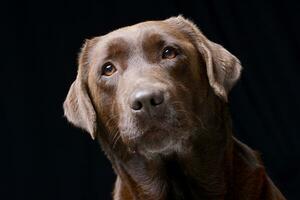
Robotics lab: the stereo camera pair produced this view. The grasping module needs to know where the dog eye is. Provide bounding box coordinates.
[162,46,177,59]
[101,62,117,76]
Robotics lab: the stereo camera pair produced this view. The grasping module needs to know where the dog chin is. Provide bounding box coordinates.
[139,139,183,158]
[133,130,187,158]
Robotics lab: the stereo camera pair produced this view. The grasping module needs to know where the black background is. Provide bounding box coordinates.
[1,0,299,199]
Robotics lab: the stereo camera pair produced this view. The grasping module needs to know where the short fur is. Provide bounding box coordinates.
[63,16,286,200]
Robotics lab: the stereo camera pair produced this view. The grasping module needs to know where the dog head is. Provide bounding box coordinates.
[63,16,242,157]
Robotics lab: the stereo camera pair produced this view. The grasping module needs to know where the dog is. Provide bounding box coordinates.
[63,16,286,200]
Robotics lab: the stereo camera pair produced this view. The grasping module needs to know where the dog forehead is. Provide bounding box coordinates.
[93,20,184,54]
[104,20,172,39]
[88,20,195,72]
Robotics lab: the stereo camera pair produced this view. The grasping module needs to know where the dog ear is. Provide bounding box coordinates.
[166,16,242,102]
[63,39,98,139]
[199,41,242,102]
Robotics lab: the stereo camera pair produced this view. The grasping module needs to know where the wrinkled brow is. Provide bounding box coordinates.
[141,33,166,63]
[104,38,129,61]
[142,33,166,53]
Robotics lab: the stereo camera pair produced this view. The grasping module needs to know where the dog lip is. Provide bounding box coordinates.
[123,126,166,143]
[139,127,168,142]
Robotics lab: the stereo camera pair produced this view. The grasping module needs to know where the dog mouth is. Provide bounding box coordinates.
[119,106,193,155]
[122,123,186,155]
[139,126,170,143]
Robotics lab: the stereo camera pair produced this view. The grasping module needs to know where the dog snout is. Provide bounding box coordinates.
[130,88,165,113]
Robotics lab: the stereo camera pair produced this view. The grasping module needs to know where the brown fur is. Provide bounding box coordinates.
[63,16,286,200]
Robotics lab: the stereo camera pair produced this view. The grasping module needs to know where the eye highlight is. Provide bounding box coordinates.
[101,62,117,76]
[162,46,178,59]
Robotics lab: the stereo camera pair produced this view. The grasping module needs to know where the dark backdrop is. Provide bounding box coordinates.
[1,0,299,199]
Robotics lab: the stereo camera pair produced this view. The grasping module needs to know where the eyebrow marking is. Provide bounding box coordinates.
[141,32,167,63]
[104,37,129,61]
[142,33,165,50]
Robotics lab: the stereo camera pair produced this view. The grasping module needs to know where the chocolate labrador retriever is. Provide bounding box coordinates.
[63,16,286,200]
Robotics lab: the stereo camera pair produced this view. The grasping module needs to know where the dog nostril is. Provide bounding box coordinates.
[130,89,165,111]
[150,95,164,106]
[131,101,143,111]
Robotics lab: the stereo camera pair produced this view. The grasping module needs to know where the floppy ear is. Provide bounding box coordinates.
[166,16,242,102]
[199,40,242,102]
[63,39,97,139]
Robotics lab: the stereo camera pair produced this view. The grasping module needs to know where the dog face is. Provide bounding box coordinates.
[63,16,242,157]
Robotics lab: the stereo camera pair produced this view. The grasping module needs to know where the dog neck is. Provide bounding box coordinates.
[95,94,237,200]
[107,120,234,200]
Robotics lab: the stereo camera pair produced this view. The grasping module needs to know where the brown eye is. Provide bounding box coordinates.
[162,46,177,59]
[101,62,117,76]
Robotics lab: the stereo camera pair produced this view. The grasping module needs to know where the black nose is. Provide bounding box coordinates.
[130,89,165,111]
